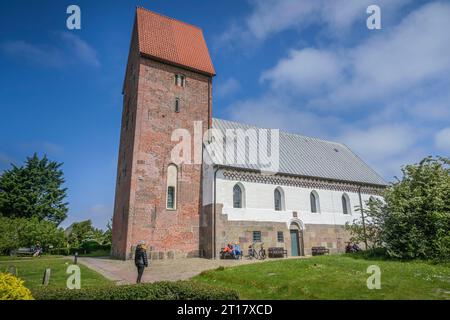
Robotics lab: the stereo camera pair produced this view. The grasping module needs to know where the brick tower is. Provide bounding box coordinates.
[112,7,215,260]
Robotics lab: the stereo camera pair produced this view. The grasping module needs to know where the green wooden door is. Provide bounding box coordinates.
[290,230,299,256]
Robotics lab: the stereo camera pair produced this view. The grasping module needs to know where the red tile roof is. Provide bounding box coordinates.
[136,7,215,76]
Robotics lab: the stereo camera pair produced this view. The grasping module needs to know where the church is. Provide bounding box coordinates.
[111,7,386,260]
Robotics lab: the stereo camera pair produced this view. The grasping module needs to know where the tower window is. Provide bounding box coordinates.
[175,98,180,112]
[175,74,185,87]
[166,164,178,210]
[167,186,175,209]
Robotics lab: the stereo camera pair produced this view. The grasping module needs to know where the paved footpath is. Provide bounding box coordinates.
[78,256,300,285]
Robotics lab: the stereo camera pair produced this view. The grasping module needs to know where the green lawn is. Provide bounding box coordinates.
[193,255,450,300]
[0,256,112,290]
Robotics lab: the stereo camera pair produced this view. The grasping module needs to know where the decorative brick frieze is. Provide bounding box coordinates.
[222,170,385,195]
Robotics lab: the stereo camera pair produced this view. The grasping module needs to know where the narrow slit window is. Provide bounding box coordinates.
[167,186,175,209]
[166,164,178,210]
[175,98,180,112]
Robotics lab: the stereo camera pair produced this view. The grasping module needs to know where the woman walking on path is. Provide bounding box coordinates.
[134,241,148,284]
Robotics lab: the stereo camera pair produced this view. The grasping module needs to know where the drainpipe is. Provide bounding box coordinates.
[212,166,220,259]
[358,186,368,250]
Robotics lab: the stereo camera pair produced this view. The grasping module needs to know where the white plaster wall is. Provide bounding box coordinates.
[215,170,382,226]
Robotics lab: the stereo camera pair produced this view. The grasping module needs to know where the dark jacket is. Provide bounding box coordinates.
[134,246,148,267]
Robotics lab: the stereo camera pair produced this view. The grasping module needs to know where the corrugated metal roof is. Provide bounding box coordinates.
[136,7,215,76]
[210,118,387,186]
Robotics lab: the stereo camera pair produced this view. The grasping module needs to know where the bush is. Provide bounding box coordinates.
[0,273,34,300]
[347,156,450,261]
[81,242,111,254]
[32,281,239,300]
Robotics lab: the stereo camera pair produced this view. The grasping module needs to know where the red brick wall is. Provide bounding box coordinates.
[111,20,140,259]
[112,26,212,259]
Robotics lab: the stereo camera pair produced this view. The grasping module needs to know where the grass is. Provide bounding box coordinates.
[0,256,112,290]
[192,254,450,300]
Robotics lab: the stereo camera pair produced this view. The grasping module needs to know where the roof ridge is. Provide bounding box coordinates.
[213,118,345,147]
[136,6,202,31]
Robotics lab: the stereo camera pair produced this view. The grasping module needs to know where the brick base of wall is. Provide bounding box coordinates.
[117,203,352,260]
[212,204,351,258]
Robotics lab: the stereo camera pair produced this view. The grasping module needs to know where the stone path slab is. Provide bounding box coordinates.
[78,256,304,285]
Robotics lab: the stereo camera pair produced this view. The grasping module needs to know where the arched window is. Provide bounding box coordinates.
[342,193,351,214]
[274,187,284,211]
[310,191,320,213]
[233,184,243,208]
[175,74,185,87]
[166,164,178,210]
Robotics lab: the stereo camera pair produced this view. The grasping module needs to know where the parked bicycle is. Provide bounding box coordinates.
[258,242,266,260]
[247,243,258,260]
[247,242,266,260]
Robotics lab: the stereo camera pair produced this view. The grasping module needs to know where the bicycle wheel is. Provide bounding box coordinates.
[259,249,266,259]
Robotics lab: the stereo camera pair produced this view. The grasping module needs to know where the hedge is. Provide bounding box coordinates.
[32,281,239,300]
[47,244,111,256]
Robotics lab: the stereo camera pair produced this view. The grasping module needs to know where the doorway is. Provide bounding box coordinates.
[289,221,304,256]
[290,230,300,256]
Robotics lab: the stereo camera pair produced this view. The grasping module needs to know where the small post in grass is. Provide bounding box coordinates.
[7,265,17,276]
[74,251,78,264]
[42,268,51,286]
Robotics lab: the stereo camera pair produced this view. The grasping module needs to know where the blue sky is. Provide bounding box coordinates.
[1,0,449,230]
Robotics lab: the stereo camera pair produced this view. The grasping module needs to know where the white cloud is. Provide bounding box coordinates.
[1,32,100,68]
[224,2,450,180]
[226,94,343,138]
[435,128,450,153]
[337,124,429,179]
[217,0,412,48]
[343,1,450,102]
[267,1,450,110]
[261,48,343,93]
[59,32,100,67]
[338,124,419,160]
[1,40,65,67]
[215,78,241,98]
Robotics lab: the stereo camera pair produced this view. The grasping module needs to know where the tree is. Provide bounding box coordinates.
[346,198,386,250]
[66,220,107,247]
[102,219,113,246]
[0,216,66,254]
[346,156,450,260]
[0,153,68,225]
